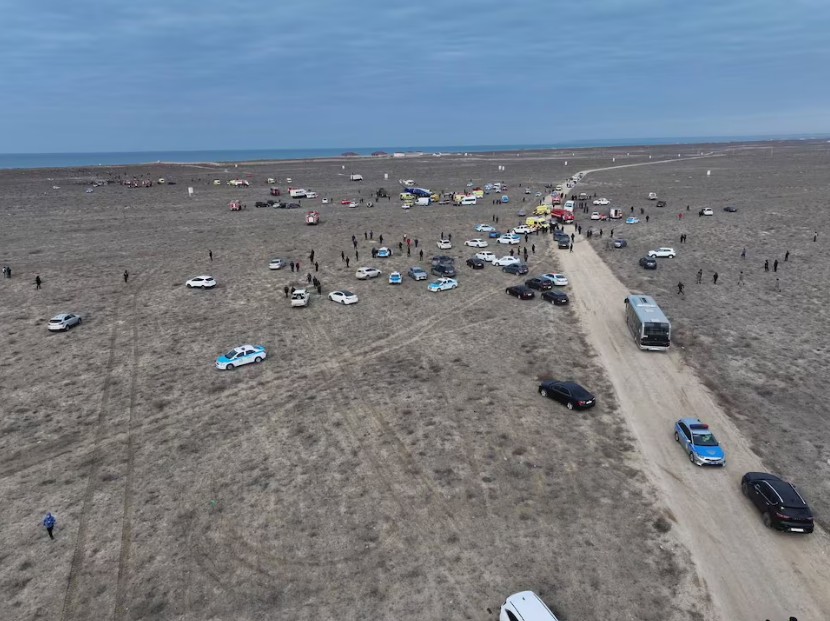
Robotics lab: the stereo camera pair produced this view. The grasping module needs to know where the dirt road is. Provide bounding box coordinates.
[551,171,830,621]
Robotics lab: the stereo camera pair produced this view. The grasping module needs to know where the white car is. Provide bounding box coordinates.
[215,345,266,370]
[475,224,495,232]
[590,212,601,220]
[401,203,411,210]
[700,207,714,216]
[305,191,318,199]
[427,277,458,292]
[186,275,216,289]
[500,591,560,621]
[648,192,658,200]
[512,225,533,234]
[593,198,610,206]
[648,247,677,258]
[268,258,284,270]
[535,191,543,197]
[541,272,568,286]
[493,256,520,267]
[356,267,382,279]
[476,251,496,262]
[436,239,452,249]
[321,198,330,204]
[498,235,520,245]
[48,313,82,331]
[465,238,488,248]
[329,290,358,304]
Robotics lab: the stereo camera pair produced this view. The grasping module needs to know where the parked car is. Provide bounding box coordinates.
[431,255,454,266]
[639,256,658,269]
[500,591,560,621]
[427,277,458,292]
[186,275,216,289]
[506,285,535,299]
[656,200,667,208]
[475,224,495,232]
[674,418,725,466]
[377,247,392,257]
[625,217,640,224]
[525,277,553,291]
[542,290,569,305]
[540,273,568,286]
[388,271,402,284]
[741,472,814,533]
[593,198,610,205]
[268,258,284,270]
[465,238,488,248]
[408,266,428,281]
[493,255,520,267]
[436,239,452,249]
[215,345,266,370]
[466,257,485,269]
[538,380,596,409]
[699,207,714,216]
[476,251,496,262]
[355,267,382,279]
[590,211,602,220]
[497,234,520,245]
[432,264,456,277]
[329,290,359,304]
[48,313,82,331]
[487,230,503,238]
[512,224,534,234]
[648,247,676,258]
[613,239,627,248]
[724,205,738,212]
[503,263,529,275]
[557,237,571,249]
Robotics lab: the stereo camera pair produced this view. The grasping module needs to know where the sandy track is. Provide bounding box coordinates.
[553,171,830,621]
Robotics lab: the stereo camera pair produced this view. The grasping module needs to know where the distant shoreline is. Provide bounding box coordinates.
[1,135,828,170]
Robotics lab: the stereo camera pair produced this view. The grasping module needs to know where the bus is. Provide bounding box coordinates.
[624,295,671,350]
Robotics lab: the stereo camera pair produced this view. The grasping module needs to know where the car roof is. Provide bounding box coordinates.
[51,313,72,319]
[410,266,426,271]
[767,480,807,506]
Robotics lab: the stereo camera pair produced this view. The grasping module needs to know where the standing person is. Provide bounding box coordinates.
[610,229,614,238]
[738,271,744,285]
[764,260,769,272]
[354,250,359,260]
[123,270,129,283]
[345,257,350,268]
[814,231,818,242]
[414,238,419,248]
[713,272,719,284]
[314,261,319,272]
[296,261,300,272]
[351,234,356,244]
[407,246,411,257]
[398,241,403,252]
[290,260,295,272]
[785,250,790,261]
[309,250,315,262]
[569,243,574,253]
[364,231,368,240]
[523,247,528,260]
[773,259,778,272]
[775,278,781,291]
[531,244,536,254]
[696,269,703,284]
[290,286,295,295]
[645,215,650,223]
[378,234,383,244]
[571,233,575,243]
[741,247,746,259]
[341,251,345,262]
[43,512,56,540]
[419,249,424,260]
[209,250,213,261]
[283,285,289,298]
[317,283,322,296]
[352,239,358,249]
[448,233,452,242]
[306,273,312,284]
[370,230,373,240]
[677,282,684,295]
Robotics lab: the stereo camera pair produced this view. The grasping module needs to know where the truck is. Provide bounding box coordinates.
[291,289,310,307]
[270,187,281,196]
[350,174,363,181]
[551,208,575,224]
[289,188,307,198]
[305,210,320,225]
[609,208,623,220]
[551,192,562,205]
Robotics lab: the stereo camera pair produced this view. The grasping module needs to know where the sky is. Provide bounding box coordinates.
[1,0,829,153]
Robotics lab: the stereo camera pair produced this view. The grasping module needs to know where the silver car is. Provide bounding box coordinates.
[48,313,82,331]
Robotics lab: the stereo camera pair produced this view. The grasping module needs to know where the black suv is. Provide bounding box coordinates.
[741,472,814,533]
[639,256,657,269]
[506,285,534,300]
[466,257,485,269]
[542,290,569,305]
[557,237,571,249]
[432,263,456,277]
[525,277,553,291]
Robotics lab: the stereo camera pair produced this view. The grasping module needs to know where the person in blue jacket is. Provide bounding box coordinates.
[43,512,56,539]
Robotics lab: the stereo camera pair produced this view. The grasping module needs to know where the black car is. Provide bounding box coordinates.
[557,237,571,249]
[431,255,455,266]
[542,290,569,305]
[506,285,535,300]
[741,472,814,533]
[538,380,595,410]
[503,263,529,275]
[724,205,738,212]
[432,264,456,277]
[656,200,667,208]
[613,239,627,248]
[639,256,658,269]
[525,277,553,291]
[466,257,485,269]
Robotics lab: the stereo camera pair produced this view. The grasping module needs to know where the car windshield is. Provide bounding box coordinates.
[693,433,718,446]
[225,350,238,358]
[341,291,353,296]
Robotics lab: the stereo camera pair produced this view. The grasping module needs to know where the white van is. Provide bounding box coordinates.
[289,188,307,198]
[416,197,430,206]
[500,591,559,621]
[460,196,477,205]
[563,200,575,212]
[648,192,658,200]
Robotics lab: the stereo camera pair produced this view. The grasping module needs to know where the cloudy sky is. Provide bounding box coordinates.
[1,0,829,152]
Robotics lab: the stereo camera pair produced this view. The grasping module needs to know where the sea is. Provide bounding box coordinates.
[1,135,826,170]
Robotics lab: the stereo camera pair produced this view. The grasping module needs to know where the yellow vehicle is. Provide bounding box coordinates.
[526,216,549,229]
[400,192,414,200]
[534,204,551,216]
[430,193,440,202]
[213,179,221,185]
[473,189,484,198]
[453,193,466,202]
[403,198,415,205]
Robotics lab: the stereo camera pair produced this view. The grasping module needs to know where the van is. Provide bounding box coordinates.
[459,196,477,205]
[400,192,414,200]
[290,188,307,198]
[416,197,430,206]
[500,591,560,621]
[564,200,574,212]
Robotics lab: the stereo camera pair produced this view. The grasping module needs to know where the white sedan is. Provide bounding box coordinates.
[497,235,520,245]
[476,251,496,262]
[356,267,382,279]
[593,198,610,205]
[512,225,533,234]
[700,207,714,216]
[215,345,266,370]
[493,256,520,267]
[329,290,359,305]
[475,224,496,232]
[465,238,488,248]
[268,258,284,270]
[590,212,601,220]
[427,277,458,292]
[437,239,452,249]
[648,247,677,258]
[541,272,568,286]
[186,275,217,289]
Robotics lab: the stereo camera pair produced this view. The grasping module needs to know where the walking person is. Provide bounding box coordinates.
[764,259,769,272]
[571,233,575,243]
[785,250,790,261]
[696,269,703,284]
[738,271,744,285]
[775,278,781,291]
[43,512,56,540]
[645,215,650,223]
[309,250,315,262]
[677,281,684,295]
[398,241,403,252]
[290,261,295,272]
[123,270,129,283]
[378,234,383,244]
[531,244,536,254]
[569,243,574,253]
[209,250,213,261]
[354,250,359,261]
[306,273,312,284]
[773,259,778,272]
[341,251,345,262]
[419,249,424,260]
[283,285,289,298]
[352,239,358,249]
[713,272,719,284]
[345,257,350,268]
[741,247,746,259]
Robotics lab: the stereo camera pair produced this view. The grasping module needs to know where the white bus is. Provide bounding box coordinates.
[624,294,671,350]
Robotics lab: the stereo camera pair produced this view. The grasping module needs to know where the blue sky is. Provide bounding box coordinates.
[1,0,829,152]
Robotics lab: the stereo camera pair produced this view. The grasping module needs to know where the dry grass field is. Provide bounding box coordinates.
[575,142,830,522]
[0,143,794,621]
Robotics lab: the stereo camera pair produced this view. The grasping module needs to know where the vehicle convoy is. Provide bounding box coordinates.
[538,380,596,410]
[624,294,671,350]
[741,472,814,533]
[290,288,310,307]
[674,418,725,466]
